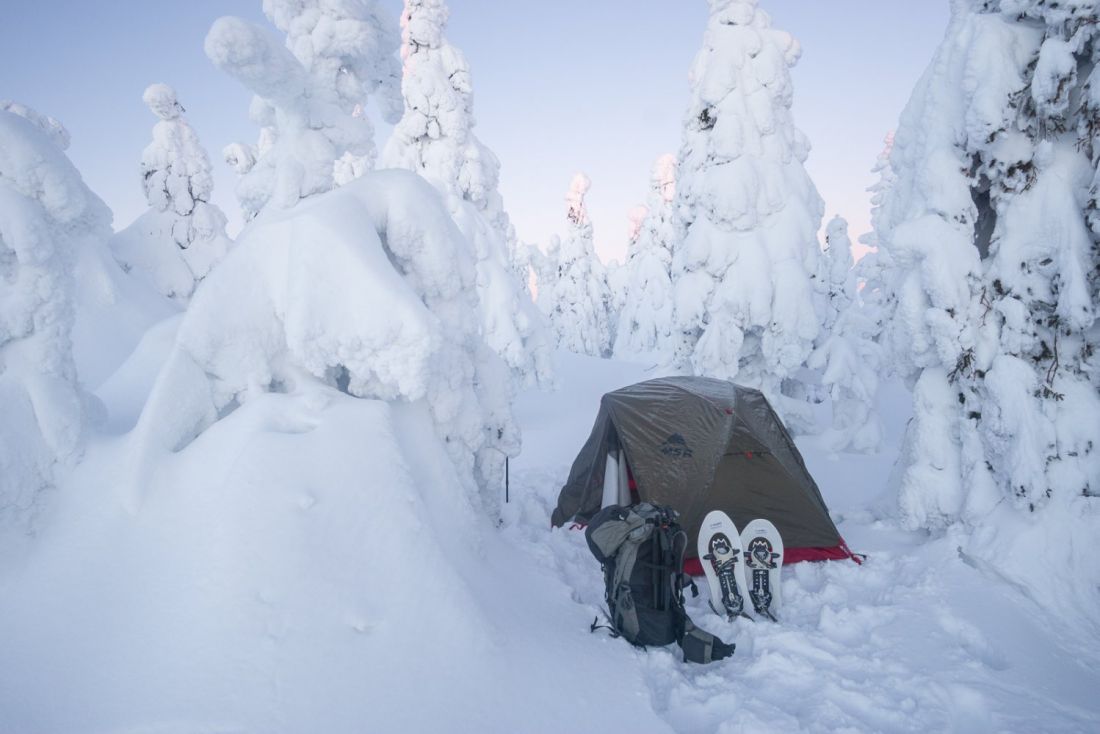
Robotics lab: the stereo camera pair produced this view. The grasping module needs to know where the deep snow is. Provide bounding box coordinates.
[2,345,1098,733]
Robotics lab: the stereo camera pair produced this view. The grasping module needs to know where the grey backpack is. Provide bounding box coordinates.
[585,503,734,664]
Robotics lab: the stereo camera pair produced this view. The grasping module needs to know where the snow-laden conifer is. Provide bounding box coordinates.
[875,0,1100,528]
[605,205,651,339]
[870,1,1099,620]
[134,170,518,509]
[205,1,400,218]
[669,0,824,430]
[0,103,110,530]
[110,84,230,303]
[615,154,679,359]
[263,0,401,185]
[541,174,612,357]
[382,0,552,395]
[808,217,883,453]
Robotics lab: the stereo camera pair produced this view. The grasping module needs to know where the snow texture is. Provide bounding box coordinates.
[206,1,400,218]
[538,173,613,358]
[872,0,1100,624]
[0,103,109,536]
[668,0,826,433]
[110,84,231,303]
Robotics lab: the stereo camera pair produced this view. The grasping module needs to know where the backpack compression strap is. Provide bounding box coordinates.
[670,528,735,664]
[679,619,735,664]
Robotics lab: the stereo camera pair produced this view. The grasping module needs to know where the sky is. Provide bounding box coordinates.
[1,1,950,263]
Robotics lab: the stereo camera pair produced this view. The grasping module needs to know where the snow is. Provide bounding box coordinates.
[131,169,523,504]
[615,154,679,360]
[381,0,553,390]
[870,0,1100,623]
[668,0,826,433]
[2,3,1100,732]
[110,84,231,304]
[3,330,1100,731]
[206,2,400,218]
[537,173,613,358]
[0,103,110,538]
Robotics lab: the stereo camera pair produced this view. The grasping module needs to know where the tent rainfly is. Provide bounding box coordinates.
[552,377,856,572]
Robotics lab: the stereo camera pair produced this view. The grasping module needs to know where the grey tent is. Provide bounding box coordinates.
[552,376,855,570]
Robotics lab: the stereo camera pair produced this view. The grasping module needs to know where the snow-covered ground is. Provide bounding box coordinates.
[506,352,1100,733]
[4,342,1097,733]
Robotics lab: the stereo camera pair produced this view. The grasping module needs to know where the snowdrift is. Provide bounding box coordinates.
[131,170,508,501]
[0,173,665,733]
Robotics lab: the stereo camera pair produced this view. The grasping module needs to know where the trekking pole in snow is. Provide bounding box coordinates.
[505,456,510,504]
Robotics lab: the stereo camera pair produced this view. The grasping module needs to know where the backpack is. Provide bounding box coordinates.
[585,503,735,664]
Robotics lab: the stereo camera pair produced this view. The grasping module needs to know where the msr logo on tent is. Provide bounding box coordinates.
[660,433,693,458]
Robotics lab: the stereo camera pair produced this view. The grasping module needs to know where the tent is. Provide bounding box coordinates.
[552,376,855,571]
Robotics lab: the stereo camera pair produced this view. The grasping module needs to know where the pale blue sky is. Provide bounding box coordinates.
[1,1,949,262]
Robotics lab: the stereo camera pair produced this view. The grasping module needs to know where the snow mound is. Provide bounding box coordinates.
[132,169,510,502]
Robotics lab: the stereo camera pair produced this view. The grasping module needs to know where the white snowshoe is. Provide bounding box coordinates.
[697,510,752,621]
[740,518,784,622]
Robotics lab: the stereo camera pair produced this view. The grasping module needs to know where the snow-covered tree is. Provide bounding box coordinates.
[204,1,400,219]
[540,174,612,357]
[382,0,511,240]
[134,170,518,510]
[382,0,552,387]
[669,0,825,431]
[605,205,651,341]
[627,205,649,249]
[110,84,230,303]
[263,0,402,185]
[528,237,559,300]
[379,0,553,489]
[0,102,111,531]
[873,2,1099,593]
[808,217,883,453]
[615,154,679,358]
[854,133,899,350]
[817,216,855,333]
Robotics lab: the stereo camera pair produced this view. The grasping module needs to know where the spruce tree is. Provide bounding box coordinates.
[543,174,612,357]
[615,154,679,358]
[669,0,825,430]
[0,103,110,530]
[111,84,230,302]
[871,1,1099,531]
